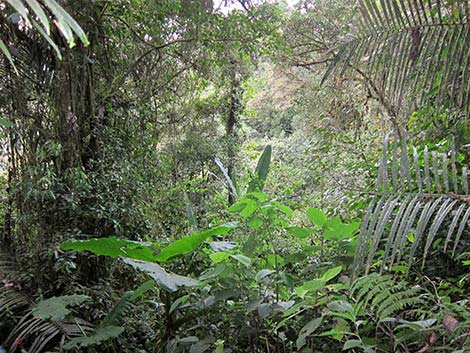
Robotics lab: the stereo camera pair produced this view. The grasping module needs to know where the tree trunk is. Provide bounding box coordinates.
[226,64,243,205]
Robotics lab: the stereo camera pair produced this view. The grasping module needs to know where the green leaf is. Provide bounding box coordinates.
[64,326,124,349]
[295,279,326,298]
[247,145,271,193]
[209,252,230,263]
[342,339,376,353]
[296,317,322,349]
[25,0,50,34]
[61,236,154,261]
[407,232,415,243]
[247,216,264,229]
[327,300,355,317]
[154,223,236,262]
[169,295,190,314]
[273,202,293,217]
[228,199,257,218]
[255,269,276,282]
[123,258,199,292]
[319,328,344,339]
[228,200,248,213]
[230,254,251,267]
[390,265,408,274]
[287,226,315,239]
[44,0,89,47]
[343,340,364,350]
[32,295,90,321]
[0,117,13,127]
[214,339,224,353]
[321,265,342,282]
[0,38,18,75]
[324,220,360,241]
[240,199,257,218]
[307,208,327,227]
[266,254,285,268]
[129,280,155,301]
[200,264,226,281]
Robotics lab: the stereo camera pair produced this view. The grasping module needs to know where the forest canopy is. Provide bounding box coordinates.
[0,0,469,352]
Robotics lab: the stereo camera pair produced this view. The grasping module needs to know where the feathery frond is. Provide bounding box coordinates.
[0,0,89,74]
[324,0,470,121]
[5,311,93,353]
[351,273,423,321]
[354,136,470,276]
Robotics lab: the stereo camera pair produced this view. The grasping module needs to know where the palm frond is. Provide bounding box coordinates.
[325,0,470,121]
[5,311,93,353]
[0,0,89,72]
[0,288,30,319]
[354,136,470,276]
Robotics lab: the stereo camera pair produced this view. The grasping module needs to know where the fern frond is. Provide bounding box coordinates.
[102,292,133,326]
[102,280,154,326]
[351,273,423,321]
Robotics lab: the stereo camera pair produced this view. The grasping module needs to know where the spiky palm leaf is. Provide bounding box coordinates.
[5,311,93,353]
[0,0,89,72]
[353,135,470,276]
[0,288,30,319]
[324,0,470,121]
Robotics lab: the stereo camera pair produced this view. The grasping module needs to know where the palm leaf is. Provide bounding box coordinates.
[6,311,93,353]
[0,0,88,71]
[324,0,470,121]
[354,135,470,275]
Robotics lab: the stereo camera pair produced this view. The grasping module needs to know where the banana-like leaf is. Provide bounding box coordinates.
[248,145,272,193]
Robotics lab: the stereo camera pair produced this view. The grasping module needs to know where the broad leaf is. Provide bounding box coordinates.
[200,264,226,281]
[324,220,360,241]
[61,236,154,261]
[287,226,315,239]
[247,216,264,229]
[123,258,199,292]
[255,269,276,282]
[321,265,343,282]
[296,317,322,349]
[209,252,230,263]
[247,145,272,193]
[228,199,257,218]
[208,241,237,252]
[32,295,89,321]
[295,279,326,298]
[154,223,237,262]
[307,208,327,227]
[230,254,251,267]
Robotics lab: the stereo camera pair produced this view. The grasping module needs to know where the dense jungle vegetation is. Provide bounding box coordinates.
[0,0,470,352]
